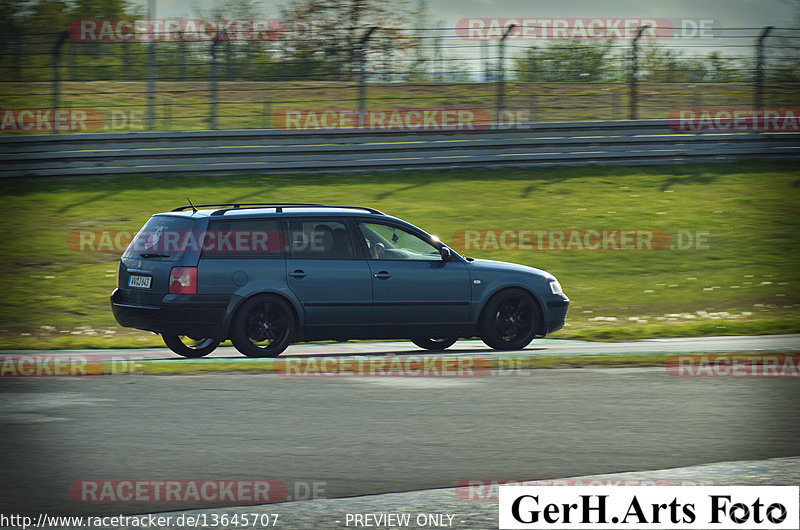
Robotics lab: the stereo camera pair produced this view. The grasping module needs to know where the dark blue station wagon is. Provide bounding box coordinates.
[111,203,569,357]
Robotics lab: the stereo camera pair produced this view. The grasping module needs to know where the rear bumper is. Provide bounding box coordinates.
[544,295,570,334]
[110,289,231,338]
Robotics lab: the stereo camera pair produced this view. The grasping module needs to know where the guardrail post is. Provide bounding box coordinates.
[357,27,378,128]
[495,24,517,127]
[630,25,649,120]
[209,38,220,130]
[52,31,68,134]
[755,26,774,110]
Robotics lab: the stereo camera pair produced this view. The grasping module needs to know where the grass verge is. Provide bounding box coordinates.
[0,161,797,349]
[34,351,797,376]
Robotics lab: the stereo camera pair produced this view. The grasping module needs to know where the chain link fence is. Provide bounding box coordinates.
[1,24,799,133]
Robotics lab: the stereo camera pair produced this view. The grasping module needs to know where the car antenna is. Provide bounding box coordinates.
[187,197,198,214]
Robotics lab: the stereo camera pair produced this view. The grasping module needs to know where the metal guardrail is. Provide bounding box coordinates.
[0,120,798,178]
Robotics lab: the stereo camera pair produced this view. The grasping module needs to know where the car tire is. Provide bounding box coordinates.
[162,334,219,358]
[410,337,458,351]
[478,288,539,350]
[230,294,295,358]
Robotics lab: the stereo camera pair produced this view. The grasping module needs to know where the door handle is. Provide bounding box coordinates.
[373,271,391,280]
[289,270,306,279]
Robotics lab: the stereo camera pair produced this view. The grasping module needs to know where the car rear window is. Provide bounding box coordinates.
[123,215,197,261]
[201,218,285,259]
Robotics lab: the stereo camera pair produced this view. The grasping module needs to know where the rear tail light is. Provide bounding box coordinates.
[169,267,197,294]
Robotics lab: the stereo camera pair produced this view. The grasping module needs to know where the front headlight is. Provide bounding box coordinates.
[549,279,563,295]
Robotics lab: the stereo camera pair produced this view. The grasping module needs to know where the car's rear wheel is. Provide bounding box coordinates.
[162,334,219,358]
[479,288,539,350]
[411,337,458,351]
[230,294,295,358]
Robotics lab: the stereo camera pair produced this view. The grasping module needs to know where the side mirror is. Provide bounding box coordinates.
[440,246,452,261]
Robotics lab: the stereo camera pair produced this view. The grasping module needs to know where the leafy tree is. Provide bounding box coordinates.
[637,44,707,82]
[707,51,745,82]
[186,0,281,82]
[278,0,413,80]
[514,40,619,82]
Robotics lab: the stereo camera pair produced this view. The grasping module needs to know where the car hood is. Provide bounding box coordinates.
[466,258,554,280]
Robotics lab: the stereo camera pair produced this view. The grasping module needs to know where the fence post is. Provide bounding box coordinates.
[357,26,378,128]
[209,38,220,130]
[11,33,21,82]
[178,39,187,81]
[122,41,132,81]
[52,31,68,133]
[528,92,537,124]
[263,97,272,129]
[146,0,157,130]
[164,101,171,130]
[630,25,649,120]
[755,26,774,110]
[225,41,233,80]
[496,24,517,127]
[434,30,442,80]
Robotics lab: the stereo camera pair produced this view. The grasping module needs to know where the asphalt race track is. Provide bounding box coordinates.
[0,335,798,522]
[3,333,798,361]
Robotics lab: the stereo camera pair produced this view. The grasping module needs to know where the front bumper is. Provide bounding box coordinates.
[544,294,570,334]
[110,288,231,338]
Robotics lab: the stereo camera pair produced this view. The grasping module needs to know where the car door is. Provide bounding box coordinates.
[358,221,470,325]
[285,218,372,329]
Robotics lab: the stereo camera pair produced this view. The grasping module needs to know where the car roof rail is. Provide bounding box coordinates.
[171,203,385,216]
[172,202,319,212]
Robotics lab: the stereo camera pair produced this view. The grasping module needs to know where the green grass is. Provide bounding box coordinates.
[0,161,798,350]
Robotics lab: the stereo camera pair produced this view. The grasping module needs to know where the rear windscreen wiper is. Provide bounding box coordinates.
[139,253,170,259]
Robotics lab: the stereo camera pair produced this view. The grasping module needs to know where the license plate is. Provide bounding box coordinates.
[128,275,152,289]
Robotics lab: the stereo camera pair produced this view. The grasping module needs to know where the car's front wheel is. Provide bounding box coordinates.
[410,337,458,351]
[478,288,539,350]
[230,294,295,358]
[162,335,220,358]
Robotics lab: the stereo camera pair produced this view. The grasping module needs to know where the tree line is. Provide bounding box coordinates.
[1,0,797,83]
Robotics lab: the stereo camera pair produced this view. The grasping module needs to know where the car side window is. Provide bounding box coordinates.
[288,220,357,259]
[359,223,440,261]
[201,218,284,259]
